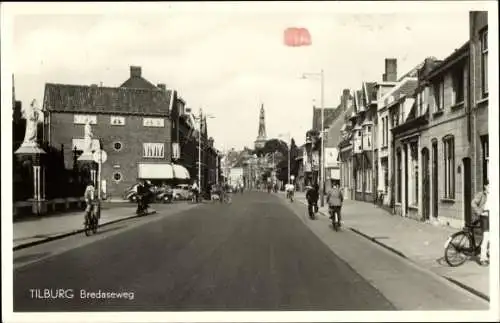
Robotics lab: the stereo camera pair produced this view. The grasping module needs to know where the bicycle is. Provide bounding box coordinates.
[444,215,490,267]
[84,203,99,236]
[328,206,341,231]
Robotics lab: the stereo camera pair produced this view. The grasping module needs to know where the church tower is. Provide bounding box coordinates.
[254,103,267,149]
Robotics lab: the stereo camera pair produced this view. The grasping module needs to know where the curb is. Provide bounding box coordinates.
[13,211,155,251]
[281,194,490,303]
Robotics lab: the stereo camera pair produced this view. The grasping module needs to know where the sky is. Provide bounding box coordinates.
[9,2,473,152]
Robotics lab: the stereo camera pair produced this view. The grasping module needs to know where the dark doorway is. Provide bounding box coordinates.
[463,157,472,225]
[422,148,430,221]
[432,140,438,218]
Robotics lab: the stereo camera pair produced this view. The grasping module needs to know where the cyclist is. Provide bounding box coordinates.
[285,182,295,200]
[471,180,489,266]
[326,180,344,226]
[83,181,98,225]
[191,180,200,203]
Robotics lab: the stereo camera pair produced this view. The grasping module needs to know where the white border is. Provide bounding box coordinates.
[2,2,499,322]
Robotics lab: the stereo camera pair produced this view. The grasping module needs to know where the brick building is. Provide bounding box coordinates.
[43,66,176,199]
[170,98,221,193]
[469,11,489,195]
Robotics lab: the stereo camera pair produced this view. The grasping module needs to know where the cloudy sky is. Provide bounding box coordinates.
[8,2,477,151]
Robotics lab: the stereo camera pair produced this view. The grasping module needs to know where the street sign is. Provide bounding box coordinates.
[93,150,108,163]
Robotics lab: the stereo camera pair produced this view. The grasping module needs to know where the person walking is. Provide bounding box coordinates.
[471,180,490,266]
[306,184,319,219]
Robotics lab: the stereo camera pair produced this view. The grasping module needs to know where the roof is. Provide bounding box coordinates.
[365,82,377,103]
[120,75,158,89]
[383,79,418,107]
[43,83,172,116]
[397,57,438,82]
[426,41,470,80]
[312,107,337,132]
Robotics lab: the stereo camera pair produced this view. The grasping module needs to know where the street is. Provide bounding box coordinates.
[13,191,487,311]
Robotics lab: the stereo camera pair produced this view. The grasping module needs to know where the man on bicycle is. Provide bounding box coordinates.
[471,180,489,266]
[84,181,98,225]
[326,180,344,226]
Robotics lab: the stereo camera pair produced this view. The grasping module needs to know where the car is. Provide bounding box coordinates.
[172,184,191,200]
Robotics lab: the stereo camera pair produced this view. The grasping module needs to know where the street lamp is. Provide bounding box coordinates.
[195,108,215,191]
[301,69,325,206]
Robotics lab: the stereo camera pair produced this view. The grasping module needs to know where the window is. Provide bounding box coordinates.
[384,163,389,193]
[410,143,418,206]
[113,172,122,182]
[434,80,444,111]
[111,116,126,126]
[443,136,455,199]
[143,118,165,128]
[396,149,402,202]
[481,135,489,186]
[356,169,363,192]
[143,143,165,158]
[385,116,389,146]
[381,118,386,146]
[452,66,464,104]
[481,28,488,96]
[113,141,122,152]
[366,168,372,193]
[74,114,97,125]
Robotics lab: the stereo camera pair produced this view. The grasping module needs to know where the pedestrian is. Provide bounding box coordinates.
[305,184,319,219]
[83,180,97,225]
[326,180,344,225]
[471,180,490,266]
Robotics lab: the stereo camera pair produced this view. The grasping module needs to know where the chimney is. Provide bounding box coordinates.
[385,58,397,82]
[130,66,142,78]
[157,83,166,90]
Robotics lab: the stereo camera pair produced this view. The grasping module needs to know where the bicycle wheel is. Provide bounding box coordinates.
[444,231,472,267]
[84,216,92,236]
[92,216,98,234]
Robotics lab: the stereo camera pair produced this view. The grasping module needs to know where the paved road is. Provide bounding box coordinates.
[13,192,487,311]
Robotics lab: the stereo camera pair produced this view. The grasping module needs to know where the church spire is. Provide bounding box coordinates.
[254,103,267,149]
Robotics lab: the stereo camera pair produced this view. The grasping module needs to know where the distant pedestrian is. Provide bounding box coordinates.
[471,180,490,266]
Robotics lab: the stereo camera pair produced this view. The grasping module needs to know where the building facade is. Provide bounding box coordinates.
[43,66,174,200]
[170,97,220,193]
[469,11,489,196]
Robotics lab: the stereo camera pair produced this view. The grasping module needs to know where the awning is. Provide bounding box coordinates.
[138,163,190,180]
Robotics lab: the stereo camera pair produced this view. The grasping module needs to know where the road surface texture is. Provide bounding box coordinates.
[13,192,487,311]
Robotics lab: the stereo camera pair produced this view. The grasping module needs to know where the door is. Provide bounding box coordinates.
[422,148,430,221]
[463,158,472,225]
[404,146,409,214]
[432,141,438,218]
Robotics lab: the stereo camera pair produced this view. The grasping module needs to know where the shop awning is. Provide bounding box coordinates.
[138,163,190,180]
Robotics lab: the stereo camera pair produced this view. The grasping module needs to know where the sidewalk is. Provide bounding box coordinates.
[284,191,490,301]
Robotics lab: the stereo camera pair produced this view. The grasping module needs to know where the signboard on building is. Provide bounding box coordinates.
[325,148,338,168]
[330,168,340,180]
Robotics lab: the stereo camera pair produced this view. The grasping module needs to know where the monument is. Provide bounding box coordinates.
[14,99,47,215]
[254,103,267,150]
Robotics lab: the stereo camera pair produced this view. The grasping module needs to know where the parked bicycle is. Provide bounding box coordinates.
[444,215,490,267]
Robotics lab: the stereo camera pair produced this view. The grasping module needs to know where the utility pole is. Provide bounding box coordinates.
[198,108,202,190]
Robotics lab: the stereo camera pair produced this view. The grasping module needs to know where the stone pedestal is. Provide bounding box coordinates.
[32,199,48,215]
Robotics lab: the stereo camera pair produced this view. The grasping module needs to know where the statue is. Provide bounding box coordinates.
[83,118,94,152]
[22,99,42,145]
[15,99,46,155]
